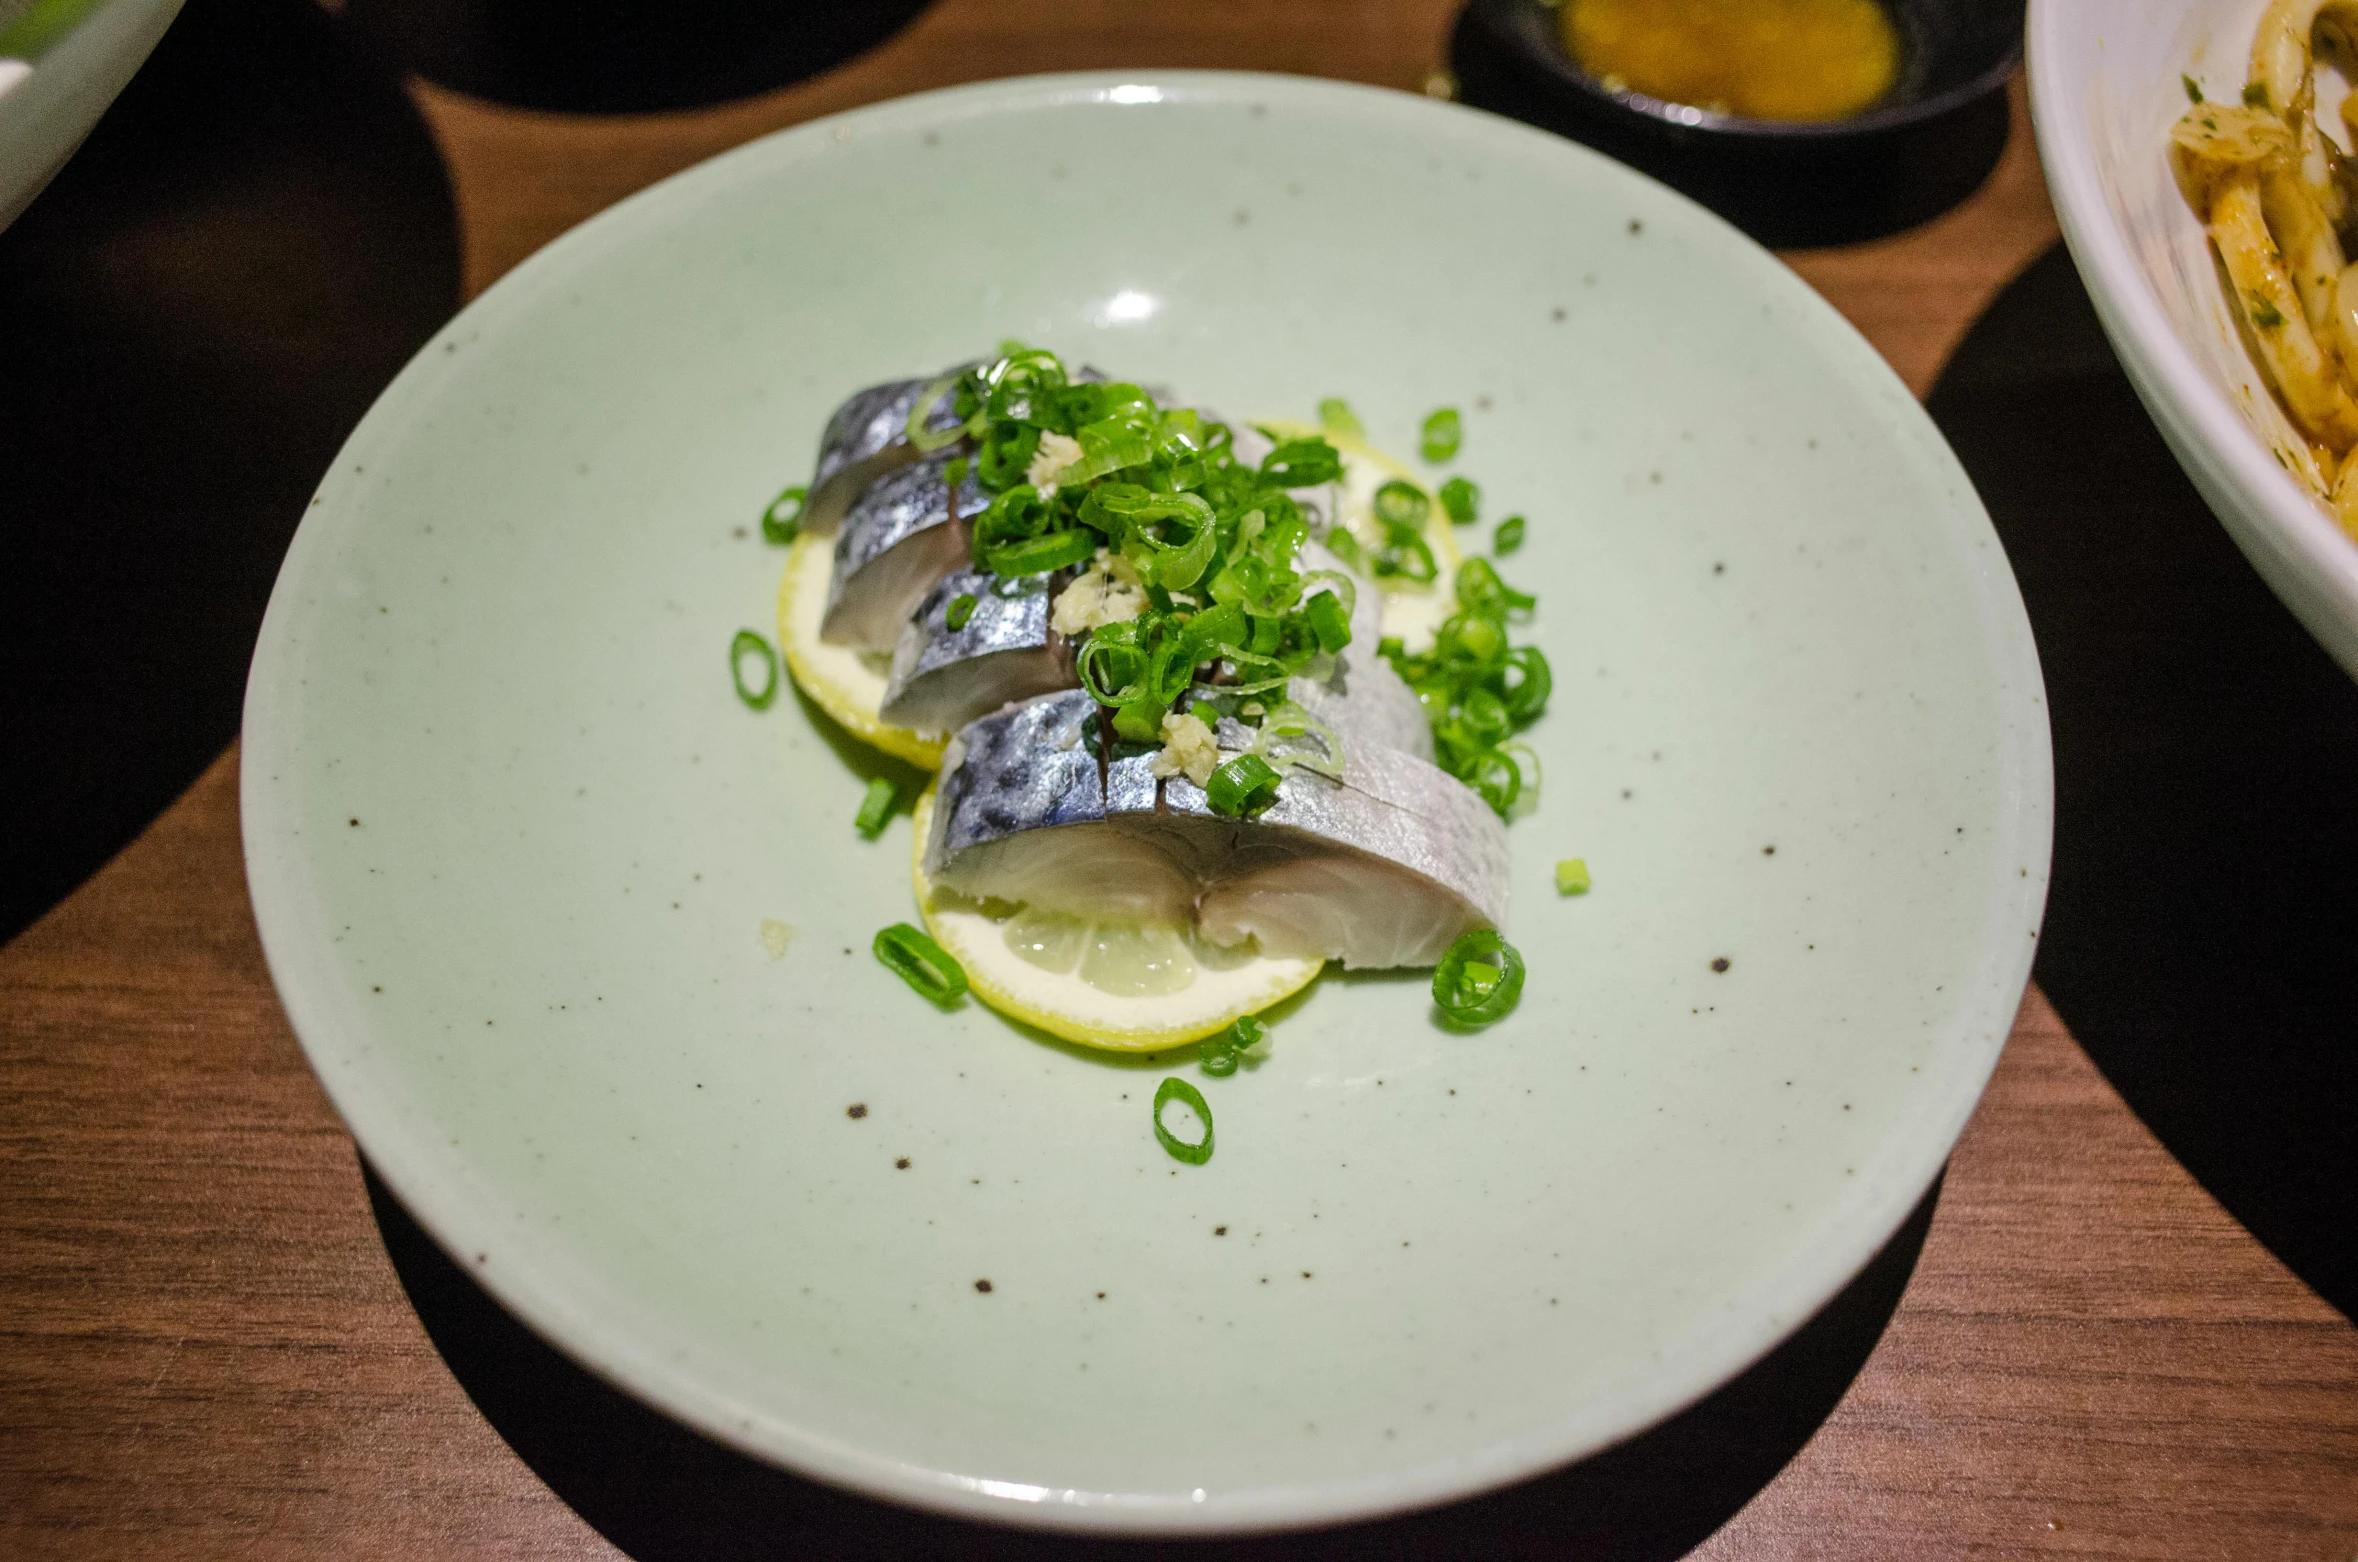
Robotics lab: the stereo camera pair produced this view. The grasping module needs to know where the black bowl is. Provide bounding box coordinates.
[1449,0,2022,247]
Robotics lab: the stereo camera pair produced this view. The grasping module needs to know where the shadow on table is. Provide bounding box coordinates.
[0,0,460,944]
[1928,244,2358,1320]
[366,1163,1937,1559]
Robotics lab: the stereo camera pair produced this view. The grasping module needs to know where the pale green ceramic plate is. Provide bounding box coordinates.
[242,72,2050,1534]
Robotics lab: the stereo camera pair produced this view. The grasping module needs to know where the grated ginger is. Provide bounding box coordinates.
[1149,711,1222,787]
[1025,430,1084,497]
[1051,557,1147,634]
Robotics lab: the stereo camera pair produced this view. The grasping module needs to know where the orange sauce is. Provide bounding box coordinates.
[1562,0,1902,123]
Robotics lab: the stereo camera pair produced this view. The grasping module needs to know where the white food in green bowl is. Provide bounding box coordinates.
[241,72,2051,1534]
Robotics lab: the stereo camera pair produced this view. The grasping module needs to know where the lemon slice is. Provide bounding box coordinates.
[1260,418,1463,654]
[776,531,946,768]
[910,789,1323,1051]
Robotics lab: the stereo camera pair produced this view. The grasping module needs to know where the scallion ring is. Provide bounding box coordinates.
[1304,588,1351,653]
[1318,397,1364,439]
[874,923,967,1005]
[1152,1076,1215,1164]
[730,629,778,710]
[1494,514,1526,554]
[1420,406,1462,463]
[854,776,896,839]
[945,593,978,632]
[1373,478,1430,529]
[761,485,806,545]
[1431,929,1525,1026]
[1206,753,1284,817]
[1439,475,1480,526]
[982,528,1097,578]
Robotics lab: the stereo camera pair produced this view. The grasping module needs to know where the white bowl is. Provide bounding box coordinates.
[0,0,182,231]
[242,71,2049,1533]
[2031,0,2358,679]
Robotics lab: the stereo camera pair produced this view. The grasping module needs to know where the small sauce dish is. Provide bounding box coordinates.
[1450,0,2022,246]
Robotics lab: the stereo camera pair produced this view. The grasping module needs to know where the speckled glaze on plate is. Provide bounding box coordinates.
[241,72,2050,1535]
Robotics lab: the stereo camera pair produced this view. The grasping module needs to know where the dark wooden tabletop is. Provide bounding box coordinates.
[5,2,2357,1555]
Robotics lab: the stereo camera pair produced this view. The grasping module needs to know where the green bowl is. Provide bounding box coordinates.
[241,71,2050,1534]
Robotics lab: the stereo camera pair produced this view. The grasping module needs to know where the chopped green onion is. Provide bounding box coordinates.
[982,528,1097,577]
[1431,929,1525,1026]
[874,922,967,1005]
[1373,531,1438,583]
[1206,753,1284,817]
[1421,407,1462,463]
[1318,397,1364,439]
[730,629,778,710]
[945,593,978,631]
[2182,74,2203,103]
[761,485,806,545]
[1439,475,1480,526]
[1556,857,1591,895]
[1304,589,1352,653]
[1374,478,1430,529]
[1199,1012,1269,1077]
[2243,80,2270,108]
[1152,1076,1215,1164]
[1258,437,1344,488]
[1495,514,1526,554]
[854,777,897,839]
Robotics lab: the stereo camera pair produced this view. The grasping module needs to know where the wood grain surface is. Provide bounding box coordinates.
[6,1,2357,1555]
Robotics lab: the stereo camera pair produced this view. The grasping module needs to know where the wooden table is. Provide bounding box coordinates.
[6,2,2356,1554]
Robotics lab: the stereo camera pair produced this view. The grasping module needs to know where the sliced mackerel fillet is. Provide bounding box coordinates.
[821,455,985,651]
[803,369,972,537]
[925,690,1508,969]
[880,570,1071,733]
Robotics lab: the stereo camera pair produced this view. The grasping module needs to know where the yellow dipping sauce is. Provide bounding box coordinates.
[1563,0,1901,123]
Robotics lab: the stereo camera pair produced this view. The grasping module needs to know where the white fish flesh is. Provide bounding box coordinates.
[926,690,1508,968]
[821,455,985,651]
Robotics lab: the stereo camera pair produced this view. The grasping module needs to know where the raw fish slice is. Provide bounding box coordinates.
[822,455,985,651]
[880,570,1072,733]
[804,367,973,536]
[926,691,1507,969]
[1194,740,1509,968]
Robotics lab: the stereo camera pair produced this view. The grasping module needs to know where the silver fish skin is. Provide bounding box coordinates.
[821,454,986,651]
[879,570,1070,733]
[804,367,974,537]
[926,690,1507,968]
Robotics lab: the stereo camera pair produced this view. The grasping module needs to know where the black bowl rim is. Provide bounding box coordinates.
[1469,0,2024,144]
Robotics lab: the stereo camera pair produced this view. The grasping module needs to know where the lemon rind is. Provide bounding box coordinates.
[776,531,946,769]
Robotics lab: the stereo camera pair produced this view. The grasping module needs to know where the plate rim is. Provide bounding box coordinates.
[241,67,2053,1535]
